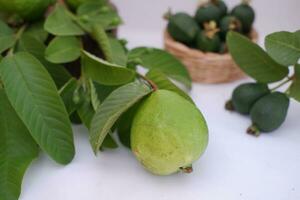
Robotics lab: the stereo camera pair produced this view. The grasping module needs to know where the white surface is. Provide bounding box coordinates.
[21,1,300,200]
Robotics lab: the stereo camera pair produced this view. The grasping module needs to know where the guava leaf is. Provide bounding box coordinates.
[45,4,84,36]
[128,47,192,89]
[146,69,193,103]
[0,19,15,53]
[0,52,75,164]
[24,21,48,43]
[82,51,135,86]
[289,65,300,102]
[45,36,81,64]
[265,31,300,66]
[117,103,141,149]
[59,78,79,115]
[77,1,122,30]
[227,32,289,83]
[109,37,127,66]
[17,34,72,89]
[89,79,101,111]
[0,89,39,200]
[90,81,152,154]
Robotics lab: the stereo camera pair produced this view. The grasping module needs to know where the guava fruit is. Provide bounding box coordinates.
[167,12,200,45]
[231,1,255,34]
[195,3,222,27]
[219,15,242,41]
[248,92,290,135]
[66,0,104,9]
[196,21,221,53]
[0,0,54,21]
[226,83,270,115]
[210,0,227,17]
[131,90,208,175]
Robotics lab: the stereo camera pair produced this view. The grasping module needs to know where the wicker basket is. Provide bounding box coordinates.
[164,29,258,84]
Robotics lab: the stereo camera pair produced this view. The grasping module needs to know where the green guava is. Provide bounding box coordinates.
[167,12,200,45]
[131,90,209,176]
[195,4,222,27]
[219,15,242,41]
[66,0,102,9]
[231,2,255,34]
[249,92,290,134]
[228,83,270,115]
[0,0,54,20]
[211,0,227,17]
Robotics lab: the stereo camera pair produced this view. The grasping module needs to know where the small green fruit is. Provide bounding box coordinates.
[0,0,53,20]
[211,0,228,17]
[219,15,242,41]
[131,90,208,176]
[231,2,255,34]
[195,4,222,27]
[229,83,270,115]
[249,92,290,134]
[196,22,221,53]
[167,13,200,45]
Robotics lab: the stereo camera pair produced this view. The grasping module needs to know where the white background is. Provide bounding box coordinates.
[21,1,300,200]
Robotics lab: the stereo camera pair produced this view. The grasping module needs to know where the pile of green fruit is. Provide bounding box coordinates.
[225,31,300,136]
[0,0,209,199]
[166,0,255,53]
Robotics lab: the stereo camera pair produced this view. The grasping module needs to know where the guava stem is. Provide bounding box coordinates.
[246,124,260,137]
[180,166,193,174]
[270,75,295,92]
[242,0,251,5]
[137,73,158,91]
[163,8,172,20]
[225,100,235,111]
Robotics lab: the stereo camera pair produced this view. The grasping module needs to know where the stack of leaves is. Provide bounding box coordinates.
[225,31,300,136]
[166,0,255,53]
[0,0,193,199]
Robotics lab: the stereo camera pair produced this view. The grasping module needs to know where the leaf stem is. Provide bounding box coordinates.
[137,73,158,91]
[270,75,295,92]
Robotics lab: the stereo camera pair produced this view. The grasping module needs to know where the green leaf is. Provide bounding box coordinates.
[128,47,192,89]
[45,36,81,64]
[77,1,122,30]
[45,4,84,36]
[289,65,300,102]
[90,81,152,154]
[265,31,300,66]
[90,25,113,62]
[116,103,141,149]
[17,34,72,89]
[227,32,289,83]
[146,69,193,103]
[24,21,48,43]
[109,37,127,66]
[101,134,118,149]
[0,19,15,53]
[59,78,79,115]
[89,79,101,111]
[0,52,75,164]
[82,51,135,86]
[0,89,39,200]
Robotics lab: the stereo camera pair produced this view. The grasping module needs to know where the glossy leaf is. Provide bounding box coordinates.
[109,37,127,66]
[46,36,81,64]
[82,51,135,86]
[0,19,15,53]
[17,34,72,89]
[59,78,79,115]
[77,1,122,30]
[45,4,84,36]
[265,31,300,66]
[24,21,48,43]
[146,69,193,103]
[289,65,300,102]
[0,52,75,164]
[90,81,152,154]
[227,32,289,83]
[128,47,191,89]
[0,89,39,200]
